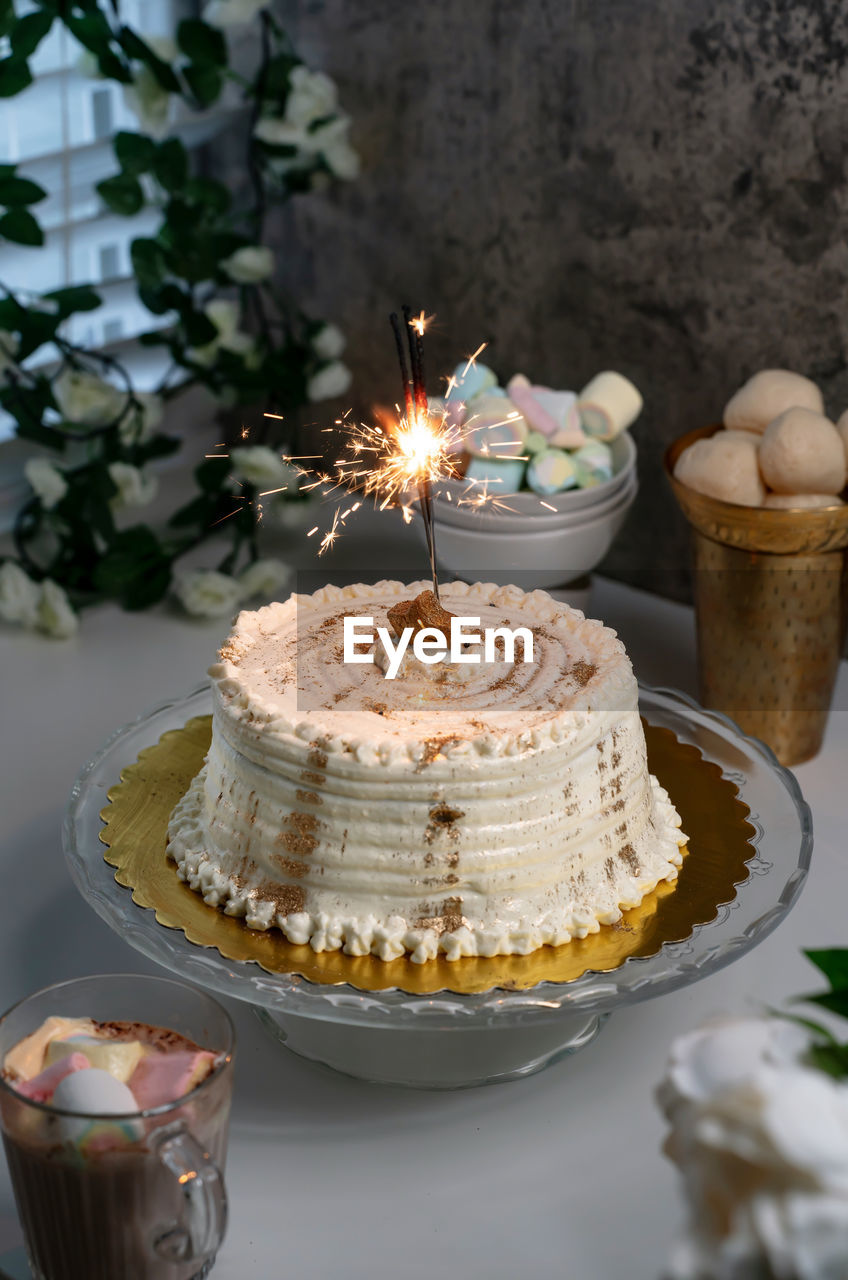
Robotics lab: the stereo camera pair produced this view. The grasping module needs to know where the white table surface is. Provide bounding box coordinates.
[0,517,844,1280]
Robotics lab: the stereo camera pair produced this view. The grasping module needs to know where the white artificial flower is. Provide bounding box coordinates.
[187,300,257,367]
[659,1016,848,1280]
[311,115,360,180]
[0,330,19,382]
[122,37,177,138]
[230,445,296,490]
[24,458,67,509]
[238,558,290,600]
[53,369,126,427]
[204,0,267,28]
[221,245,274,284]
[312,323,346,361]
[0,562,40,626]
[119,392,164,446]
[307,360,352,402]
[36,579,78,639]
[253,116,308,149]
[285,66,338,128]
[174,569,242,618]
[205,299,241,339]
[107,462,158,509]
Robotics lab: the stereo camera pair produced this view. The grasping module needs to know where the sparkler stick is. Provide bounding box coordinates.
[396,307,439,601]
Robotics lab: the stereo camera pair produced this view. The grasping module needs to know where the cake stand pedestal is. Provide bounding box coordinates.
[65,685,811,1090]
[256,1007,607,1089]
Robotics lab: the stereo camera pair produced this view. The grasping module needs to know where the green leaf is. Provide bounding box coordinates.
[195,456,231,493]
[0,57,32,98]
[11,10,53,59]
[809,1042,848,1080]
[96,173,144,216]
[130,237,166,285]
[117,27,180,92]
[134,433,181,464]
[115,131,156,176]
[183,62,222,108]
[13,309,60,359]
[12,416,59,449]
[177,18,226,67]
[804,990,848,1020]
[65,10,113,56]
[0,175,47,206]
[0,1,14,39]
[97,50,132,84]
[138,282,185,316]
[182,310,218,346]
[184,177,231,215]
[153,138,188,192]
[93,525,167,599]
[0,209,43,246]
[168,492,218,527]
[123,559,171,610]
[805,949,848,990]
[42,285,102,317]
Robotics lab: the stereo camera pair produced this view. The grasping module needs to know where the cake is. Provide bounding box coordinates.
[167,580,686,963]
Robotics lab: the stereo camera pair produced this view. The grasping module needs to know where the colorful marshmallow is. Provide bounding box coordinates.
[46,1035,148,1084]
[527,449,579,495]
[577,371,643,441]
[16,1053,91,1103]
[445,360,497,403]
[506,375,586,448]
[128,1050,218,1110]
[463,393,527,456]
[51,1068,142,1152]
[464,454,526,492]
[572,440,614,488]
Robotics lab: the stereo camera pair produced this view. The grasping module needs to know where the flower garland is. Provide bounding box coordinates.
[0,0,357,637]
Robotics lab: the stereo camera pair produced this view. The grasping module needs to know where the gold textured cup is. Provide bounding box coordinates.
[665,425,848,766]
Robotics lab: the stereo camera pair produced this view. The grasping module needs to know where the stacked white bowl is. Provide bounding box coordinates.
[429,433,638,590]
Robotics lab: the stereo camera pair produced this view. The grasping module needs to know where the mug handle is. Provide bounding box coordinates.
[149,1122,228,1265]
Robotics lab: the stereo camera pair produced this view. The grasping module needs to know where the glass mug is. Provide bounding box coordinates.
[0,974,235,1280]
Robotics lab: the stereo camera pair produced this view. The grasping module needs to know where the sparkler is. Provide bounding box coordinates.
[390,307,440,599]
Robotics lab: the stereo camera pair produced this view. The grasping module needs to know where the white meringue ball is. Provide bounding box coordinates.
[723,369,823,435]
[758,408,846,495]
[674,430,765,506]
[836,409,848,464]
[764,493,844,509]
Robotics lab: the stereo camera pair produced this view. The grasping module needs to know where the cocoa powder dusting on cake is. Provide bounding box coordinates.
[424,803,464,843]
[300,771,324,786]
[259,883,305,916]
[446,850,460,868]
[604,856,617,882]
[296,790,321,806]
[272,856,308,879]
[620,843,641,875]
[414,896,464,934]
[276,830,318,857]
[308,742,328,770]
[570,660,597,687]
[417,736,464,769]
[218,638,248,665]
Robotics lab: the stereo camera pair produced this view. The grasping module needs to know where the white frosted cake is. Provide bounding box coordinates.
[167,580,686,962]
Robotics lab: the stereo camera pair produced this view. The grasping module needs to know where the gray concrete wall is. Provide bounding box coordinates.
[274,0,848,598]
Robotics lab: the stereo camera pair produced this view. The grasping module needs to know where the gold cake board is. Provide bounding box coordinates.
[99,716,756,996]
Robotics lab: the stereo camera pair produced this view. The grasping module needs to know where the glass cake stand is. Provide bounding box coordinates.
[64,685,812,1089]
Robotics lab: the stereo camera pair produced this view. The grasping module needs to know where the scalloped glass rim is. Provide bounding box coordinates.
[63,684,812,1030]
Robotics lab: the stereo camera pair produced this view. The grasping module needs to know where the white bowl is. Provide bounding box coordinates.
[434,467,637,534]
[430,474,638,590]
[436,431,637,520]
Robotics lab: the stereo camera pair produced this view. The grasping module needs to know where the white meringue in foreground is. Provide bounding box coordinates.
[167,581,686,962]
[659,1016,848,1280]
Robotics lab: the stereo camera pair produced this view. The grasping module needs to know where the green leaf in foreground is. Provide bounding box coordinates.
[0,208,43,245]
[805,949,848,991]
